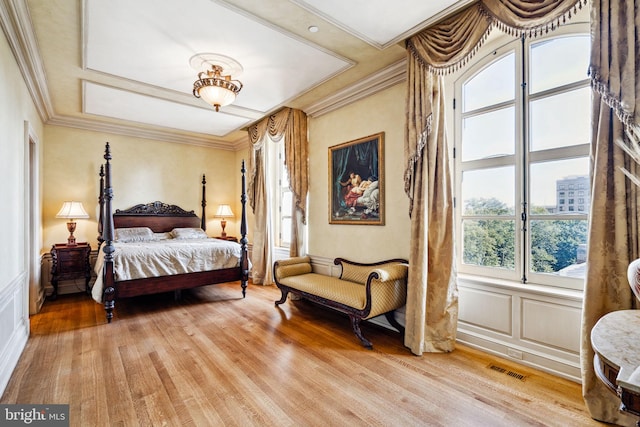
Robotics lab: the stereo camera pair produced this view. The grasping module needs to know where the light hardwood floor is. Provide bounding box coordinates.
[2,281,605,426]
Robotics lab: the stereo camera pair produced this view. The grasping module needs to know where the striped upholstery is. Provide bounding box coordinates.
[274,258,408,318]
[366,264,408,319]
[340,263,376,285]
[279,274,367,309]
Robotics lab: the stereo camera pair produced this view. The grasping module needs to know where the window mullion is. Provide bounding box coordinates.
[519,35,529,284]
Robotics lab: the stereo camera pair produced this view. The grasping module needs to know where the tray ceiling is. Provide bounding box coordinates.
[13,0,472,149]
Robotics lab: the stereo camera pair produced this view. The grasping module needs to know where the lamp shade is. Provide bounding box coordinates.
[214,204,234,218]
[56,201,90,219]
[197,85,237,109]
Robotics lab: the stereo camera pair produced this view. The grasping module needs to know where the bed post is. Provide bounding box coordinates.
[240,160,249,297]
[201,174,206,231]
[102,143,117,322]
[97,165,105,250]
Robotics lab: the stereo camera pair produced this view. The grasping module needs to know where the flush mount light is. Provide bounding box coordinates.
[308,25,319,33]
[190,53,243,112]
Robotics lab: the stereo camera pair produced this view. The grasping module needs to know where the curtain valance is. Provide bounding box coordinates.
[247,107,309,224]
[406,0,588,76]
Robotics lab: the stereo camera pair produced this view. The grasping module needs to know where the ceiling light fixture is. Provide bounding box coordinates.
[190,53,243,112]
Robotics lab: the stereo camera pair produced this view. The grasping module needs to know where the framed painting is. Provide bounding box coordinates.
[329,132,384,225]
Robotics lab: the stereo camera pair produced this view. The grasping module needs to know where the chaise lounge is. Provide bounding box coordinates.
[273,256,408,348]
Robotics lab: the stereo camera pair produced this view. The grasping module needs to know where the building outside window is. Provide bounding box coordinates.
[454,25,590,289]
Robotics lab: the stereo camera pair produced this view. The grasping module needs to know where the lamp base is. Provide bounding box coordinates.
[220,219,227,237]
[67,221,78,246]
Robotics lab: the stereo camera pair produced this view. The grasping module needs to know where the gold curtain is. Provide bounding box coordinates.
[247,108,309,284]
[404,0,587,355]
[580,0,640,424]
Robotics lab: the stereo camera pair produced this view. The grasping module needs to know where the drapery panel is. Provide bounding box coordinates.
[404,68,458,354]
[404,0,586,355]
[248,108,309,284]
[580,0,640,424]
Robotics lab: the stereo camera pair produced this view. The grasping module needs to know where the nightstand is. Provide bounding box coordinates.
[50,242,92,300]
[215,236,238,242]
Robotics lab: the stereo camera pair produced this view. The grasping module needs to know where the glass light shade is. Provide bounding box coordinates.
[198,86,237,109]
[56,201,90,219]
[214,204,234,218]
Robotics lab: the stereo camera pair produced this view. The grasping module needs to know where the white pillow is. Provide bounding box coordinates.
[171,227,208,239]
[151,232,173,240]
[115,227,154,243]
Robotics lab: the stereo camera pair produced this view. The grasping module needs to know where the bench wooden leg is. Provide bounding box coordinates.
[384,310,405,335]
[275,288,289,305]
[350,315,373,349]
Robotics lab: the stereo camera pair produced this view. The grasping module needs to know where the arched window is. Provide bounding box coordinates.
[454,25,590,290]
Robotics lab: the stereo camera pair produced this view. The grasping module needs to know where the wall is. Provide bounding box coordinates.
[42,127,245,250]
[0,22,43,395]
[308,83,410,261]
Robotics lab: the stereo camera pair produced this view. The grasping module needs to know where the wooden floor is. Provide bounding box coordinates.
[2,281,604,427]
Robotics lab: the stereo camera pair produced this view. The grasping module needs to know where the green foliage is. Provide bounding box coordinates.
[463,198,587,274]
[463,198,515,269]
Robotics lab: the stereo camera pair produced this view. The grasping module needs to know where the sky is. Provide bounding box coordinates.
[460,35,591,212]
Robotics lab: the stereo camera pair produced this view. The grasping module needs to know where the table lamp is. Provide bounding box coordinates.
[56,201,90,246]
[214,204,234,237]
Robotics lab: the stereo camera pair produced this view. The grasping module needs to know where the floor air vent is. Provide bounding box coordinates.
[488,364,527,381]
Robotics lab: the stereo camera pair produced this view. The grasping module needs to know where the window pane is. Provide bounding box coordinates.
[281,166,290,188]
[462,107,515,161]
[281,217,291,245]
[530,87,590,151]
[463,53,515,112]
[530,36,590,94]
[529,158,590,214]
[282,191,292,211]
[462,219,515,269]
[530,219,587,278]
[462,167,515,215]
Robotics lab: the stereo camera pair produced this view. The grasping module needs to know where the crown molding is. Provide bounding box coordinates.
[304,59,407,118]
[47,115,247,151]
[0,0,53,121]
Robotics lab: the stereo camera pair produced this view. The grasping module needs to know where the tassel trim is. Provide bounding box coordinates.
[408,0,588,76]
[404,113,433,216]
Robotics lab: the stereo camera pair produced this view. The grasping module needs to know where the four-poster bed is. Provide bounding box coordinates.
[95,142,249,322]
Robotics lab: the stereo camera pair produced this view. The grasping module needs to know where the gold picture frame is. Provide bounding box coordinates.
[328,132,384,225]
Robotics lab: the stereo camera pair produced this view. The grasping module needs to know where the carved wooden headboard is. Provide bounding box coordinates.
[113,201,202,232]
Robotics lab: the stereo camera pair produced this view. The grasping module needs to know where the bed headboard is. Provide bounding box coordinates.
[113,201,202,232]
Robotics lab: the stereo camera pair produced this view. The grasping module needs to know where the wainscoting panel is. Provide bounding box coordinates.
[459,287,512,335]
[310,255,342,277]
[521,298,581,353]
[0,273,29,396]
[456,277,583,382]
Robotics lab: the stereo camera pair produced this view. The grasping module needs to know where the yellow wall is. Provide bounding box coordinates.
[40,83,410,265]
[42,126,245,249]
[307,83,410,261]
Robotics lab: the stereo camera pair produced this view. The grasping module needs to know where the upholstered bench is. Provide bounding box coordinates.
[273,256,408,348]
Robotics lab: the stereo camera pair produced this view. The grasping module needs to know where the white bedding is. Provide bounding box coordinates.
[92,237,244,303]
